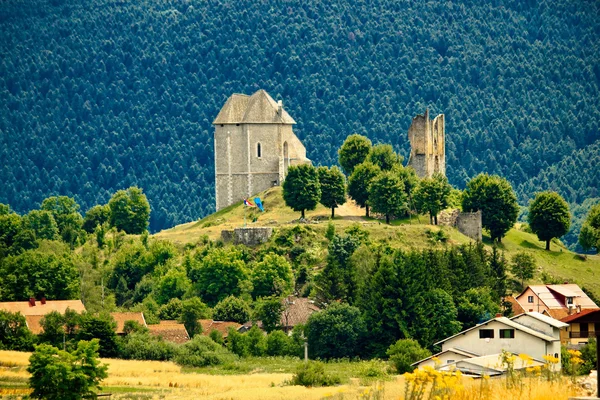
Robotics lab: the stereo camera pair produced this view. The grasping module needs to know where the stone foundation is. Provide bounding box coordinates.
[439,209,482,241]
[221,227,273,246]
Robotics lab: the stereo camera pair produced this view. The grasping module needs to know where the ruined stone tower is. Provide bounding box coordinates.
[407,109,445,178]
[213,90,310,211]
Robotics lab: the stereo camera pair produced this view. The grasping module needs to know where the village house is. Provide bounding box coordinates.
[560,308,600,346]
[513,284,599,320]
[412,312,564,376]
[147,320,190,344]
[199,319,242,340]
[0,298,86,334]
[280,296,320,332]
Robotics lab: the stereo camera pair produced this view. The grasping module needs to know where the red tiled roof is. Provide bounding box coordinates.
[281,296,320,328]
[148,321,190,344]
[560,308,600,323]
[505,296,525,316]
[110,312,147,334]
[199,320,242,337]
[25,315,44,335]
[0,300,85,316]
[544,308,570,320]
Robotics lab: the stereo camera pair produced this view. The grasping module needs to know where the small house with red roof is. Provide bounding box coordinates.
[560,309,600,345]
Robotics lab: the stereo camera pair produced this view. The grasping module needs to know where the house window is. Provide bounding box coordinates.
[528,296,534,303]
[566,297,573,305]
[257,143,262,158]
[479,329,494,339]
[447,360,454,364]
[499,329,515,339]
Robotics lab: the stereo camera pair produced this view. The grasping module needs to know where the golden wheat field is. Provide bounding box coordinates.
[0,350,584,400]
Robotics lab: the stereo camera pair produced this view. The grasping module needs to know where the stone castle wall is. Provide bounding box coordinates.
[221,227,273,246]
[407,110,445,178]
[438,209,482,241]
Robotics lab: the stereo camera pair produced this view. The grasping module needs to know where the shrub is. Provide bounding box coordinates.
[266,330,291,356]
[580,337,597,375]
[0,310,35,351]
[209,329,224,345]
[119,333,177,361]
[158,298,183,320]
[226,327,249,357]
[175,335,236,367]
[212,296,251,323]
[289,361,341,387]
[246,325,267,356]
[28,340,108,400]
[386,339,431,374]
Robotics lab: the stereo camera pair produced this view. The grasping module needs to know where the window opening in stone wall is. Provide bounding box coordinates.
[257,143,262,158]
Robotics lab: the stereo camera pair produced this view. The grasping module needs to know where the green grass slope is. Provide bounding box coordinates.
[155,187,600,298]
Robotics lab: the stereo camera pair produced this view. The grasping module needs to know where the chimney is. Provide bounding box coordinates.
[277,100,283,114]
[495,313,502,318]
[568,305,573,315]
[576,305,581,313]
[28,297,35,307]
[40,297,46,305]
[563,281,569,284]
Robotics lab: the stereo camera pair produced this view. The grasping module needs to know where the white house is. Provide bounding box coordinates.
[412,313,564,375]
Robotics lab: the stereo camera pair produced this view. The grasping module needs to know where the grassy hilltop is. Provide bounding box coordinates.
[156,186,600,298]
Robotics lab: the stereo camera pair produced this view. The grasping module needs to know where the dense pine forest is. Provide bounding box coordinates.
[1,0,599,247]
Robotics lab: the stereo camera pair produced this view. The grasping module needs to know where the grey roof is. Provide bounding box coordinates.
[411,347,479,367]
[434,316,558,346]
[213,90,296,125]
[511,311,569,329]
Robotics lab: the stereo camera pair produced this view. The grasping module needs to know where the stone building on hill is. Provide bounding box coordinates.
[407,109,445,178]
[213,90,310,211]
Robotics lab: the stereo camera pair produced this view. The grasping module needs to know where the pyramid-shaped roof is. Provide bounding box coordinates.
[213,90,296,125]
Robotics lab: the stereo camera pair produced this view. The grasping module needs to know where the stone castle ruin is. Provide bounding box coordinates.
[407,109,445,178]
[213,90,310,211]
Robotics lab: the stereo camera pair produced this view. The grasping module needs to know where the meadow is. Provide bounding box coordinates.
[0,350,584,400]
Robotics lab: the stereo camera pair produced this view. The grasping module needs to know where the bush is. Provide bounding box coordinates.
[175,335,236,367]
[266,330,291,356]
[580,337,597,375]
[386,339,431,374]
[289,361,341,387]
[212,296,251,323]
[0,310,35,351]
[28,340,108,400]
[119,333,177,361]
[226,327,249,357]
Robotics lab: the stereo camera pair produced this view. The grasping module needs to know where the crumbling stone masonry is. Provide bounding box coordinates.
[221,227,273,246]
[407,109,445,178]
[438,209,482,241]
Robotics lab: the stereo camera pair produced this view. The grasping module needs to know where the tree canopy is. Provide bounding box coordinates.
[317,166,346,218]
[108,187,151,234]
[282,164,321,219]
[368,171,408,224]
[528,191,571,251]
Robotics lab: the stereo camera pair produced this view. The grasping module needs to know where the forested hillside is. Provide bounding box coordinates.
[1,0,599,239]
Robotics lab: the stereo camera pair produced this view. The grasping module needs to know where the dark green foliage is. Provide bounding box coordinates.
[119,332,176,361]
[212,296,251,324]
[191,247,248,306]
[155,266,191,304]
[179,297,211,337]
[246,325,267,356]
[386,339,431,374]
[412,289,461,348]
[488,246,508,300]
[580,337,597,375]
[174,335,236,367]
[366,144,401,171]
[348,162,380,217]
[368,171,408,224]
[266,330,292,357]
[158,298,183,320]
[39,311,67,348]
[251,254,294,299]
[305,303,366,359]
[282,164,321,219]
[579,203,600,253]
[226,327,249,357]
[0,310,35,351]
[27,340,108,400]
[22,210,59,241]
[462,174,519,242]
[0,245,79,301]
[82,205,110,234]
[254,297,284,333]
[40,196,83,246]
[338,134,372,176]
[290,361,341,387]
[108,187,151,234]
[528,191,571,250]
[413,173,452,224]
[456,287,500,330]
[511,252,536,290]
[317,166,346,218]
[76,313,119,358]
[316,234,360,305]
[0,212,22,256]
[209,329,224,345]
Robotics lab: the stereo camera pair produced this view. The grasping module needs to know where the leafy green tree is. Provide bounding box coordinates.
[366,144,401,171]
[76,313,119,358]
[22,210,59,240]
[179,297,211,337]
[282,164,321,219]
[213,296,251,323]
[579,203,600,253]
[108,187,151,234]
[251,254,293,299]
[82,205,110,234]
[175,335,235,367]
[266,330,292,356]
[226,327,249,357]
[254,296,284,333]
[528,191,571,251]
[386,339,431,374]
[317,166,346,218]
[39,311,66,348]
[456,287,500,329]
[305,303,366,359]
[316,234,360,304]
[338,134,372,176]
[368,171,408,224]
[0,204,10,215]
[28,339,108,400]
[192,247,248,306]
[511,252,536,290]
[40,196,83,245]
[348,162,380,217]
[462,174,519,242]
[0,310,35,351]
[155,266,191,304]
[246,325,267,356]
[0,212,23,256]
[413,173,452,224]
[158,298,183,320]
